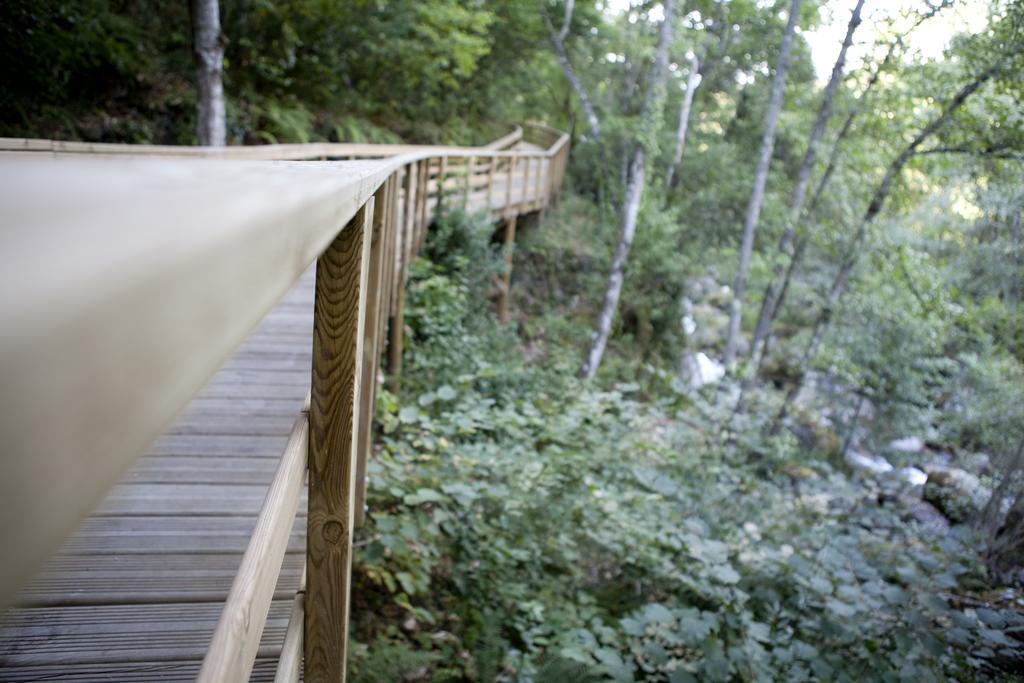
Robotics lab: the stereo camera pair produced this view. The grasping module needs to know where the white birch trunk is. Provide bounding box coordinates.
[191,0,226,147]
[746,0,864,371]
[723,0,802,367]
[775,56,1010,424]
[665,53,701,189]
[544,0,601,141]
[581,0,676,379]
[582,148,646,378]
[750,0,956,374]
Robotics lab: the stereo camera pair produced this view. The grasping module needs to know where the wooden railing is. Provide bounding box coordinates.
[0,123,568,681]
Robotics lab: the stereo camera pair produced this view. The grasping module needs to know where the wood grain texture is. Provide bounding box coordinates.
[274,591,304,682]
[305,200,373,682]
[354,182,390,529]
[196,412,308,683]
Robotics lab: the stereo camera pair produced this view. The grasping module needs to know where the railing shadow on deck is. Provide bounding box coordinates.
[0,122,568,682]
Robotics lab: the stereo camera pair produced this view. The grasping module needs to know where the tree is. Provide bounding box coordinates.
[747,0,956,374]
[190,0,226,146]
[722,0,803,368]
[581,0,676,379]
[543,0,601,141]
[745,0,865,373]
[775,50,1020,425]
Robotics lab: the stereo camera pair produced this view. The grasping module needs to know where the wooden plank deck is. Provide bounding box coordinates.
[0,268,316,681]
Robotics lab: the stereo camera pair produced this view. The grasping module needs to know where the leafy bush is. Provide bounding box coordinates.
[348,211,1022,682]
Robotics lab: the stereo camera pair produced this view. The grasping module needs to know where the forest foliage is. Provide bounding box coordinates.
[4,0,1024,680]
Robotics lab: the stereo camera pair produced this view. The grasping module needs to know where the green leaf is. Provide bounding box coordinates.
[395,571,416,594]
[621,617,645,636]
[593,647,623,668]
[403,488,448,505]
[980,628,1014,647]
[641,602,675,625]
[436,384,458,401]
[825,599,858,618]
[710,564,740,584]
[976,608,1006,628]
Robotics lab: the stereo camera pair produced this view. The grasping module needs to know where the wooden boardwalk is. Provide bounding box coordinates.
[0,127,568,681]
[0,269,316,680]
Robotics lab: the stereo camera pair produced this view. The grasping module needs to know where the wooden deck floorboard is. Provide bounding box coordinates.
[0,268,316,680]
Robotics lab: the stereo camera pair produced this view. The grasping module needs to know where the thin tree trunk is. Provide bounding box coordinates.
[723,0,802,368]
[841,392,866,457]
[543,0,601,141]
[775,56,1011,427]
[190,0,226,146]
[583,148,647,377]
[752,0,956,368]
[746,0,864,370]
[666,53,701,189]
[582,0,676,379]
[1008,206,1022,306]
[981,437,1024,534]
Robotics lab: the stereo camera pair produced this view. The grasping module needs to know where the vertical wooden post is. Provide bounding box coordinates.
[438,157,448,210]
[521,156,532,212]
[354,179,393,530]
[389,164,415,394]
[504,156,517,213]
[306,198,374,682]
[416,159,430,253]
[377,175,399,350]
[498,214,517,325]
[534,155,545,210]
[464,155,475,209]
[486,156,496,213]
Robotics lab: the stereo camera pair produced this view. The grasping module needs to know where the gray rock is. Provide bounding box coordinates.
[690,303,729,349]
[897,466,928,487]
[846,449,894,475]
[706,284,733,307]
[922,466,991,524]
[686,275,718,301]
[961,452,992,475]
[681,352,724,388]
[901,496,951,535]
[888,436,924,453]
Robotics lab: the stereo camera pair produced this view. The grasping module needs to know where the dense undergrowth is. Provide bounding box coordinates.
[346,207,1024,682]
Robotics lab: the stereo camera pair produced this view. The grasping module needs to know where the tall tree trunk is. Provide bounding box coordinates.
[581,0,676,379]
[722,0,802,368]
[751,0,955,370]
[775,57,1010,426]
[190,0,226,146]
[543,0,601,141]
[1008,206,1022,307]
[665,53,701,189]
[746,0,864,371]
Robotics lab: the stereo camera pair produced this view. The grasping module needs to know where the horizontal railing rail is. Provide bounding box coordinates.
[0,123,569,682]
[0,125,523,160]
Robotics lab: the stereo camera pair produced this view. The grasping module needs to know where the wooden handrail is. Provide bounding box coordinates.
[0,122,570,681]
[0,125,523,160]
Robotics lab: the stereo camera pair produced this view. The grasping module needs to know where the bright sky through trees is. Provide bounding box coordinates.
[602,0,991,80]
